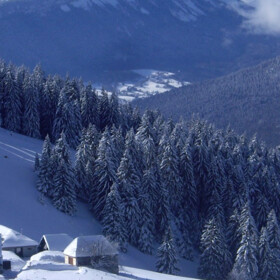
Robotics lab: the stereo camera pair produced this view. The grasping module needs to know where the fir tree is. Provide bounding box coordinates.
[98,89,111,130]
[22,76,40,138]
[89,128,117,219]
[3,66,22,133]
[53,88,82,147]
[160,140,183,215]
[258,227,280,280]
[74,128,89,199]
[108,92,120,128]
[231,202,259,280]
[117,146,142,246]
[80,84,99,129]
[37,136,54,197]
[198,218,232,280]
[156,227,180,275]
[102,182,127,252]
[40,76,60,139]
[138,178,154,254]
[266,209,280,257]
[52,157,77,215]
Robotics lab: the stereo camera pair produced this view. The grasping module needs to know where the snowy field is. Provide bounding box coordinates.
[0,128,199,279]
[15,251,198,280]
[117,70,189,101]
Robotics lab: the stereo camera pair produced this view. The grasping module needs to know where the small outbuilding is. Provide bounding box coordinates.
[64,235,119,274]
[38,234,73,252]
[0,225,38,258]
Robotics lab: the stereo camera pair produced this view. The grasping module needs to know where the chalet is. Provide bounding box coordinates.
[0,225,38,258]
[64,235,119,274]
[38,234,73,252]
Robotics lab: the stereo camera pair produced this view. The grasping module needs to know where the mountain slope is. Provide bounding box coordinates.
[0,0,280,82]
[0,127,198,278]
[133,56,280,147]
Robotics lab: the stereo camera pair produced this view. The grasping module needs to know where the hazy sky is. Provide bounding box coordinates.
[231,0,280,35]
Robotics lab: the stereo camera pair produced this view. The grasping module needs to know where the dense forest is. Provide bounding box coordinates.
[1,59,280,280]
[134,56,280,147]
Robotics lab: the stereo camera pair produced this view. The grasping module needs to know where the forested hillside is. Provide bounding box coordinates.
[37,114,280,280]
[0,59,133,147]
[1,58,280,279]
[134,56,280,147]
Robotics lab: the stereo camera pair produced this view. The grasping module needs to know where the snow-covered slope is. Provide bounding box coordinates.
[0,128,199,278]
[15,251,199,280]
[0,128,98,240]
[116,70,190,101]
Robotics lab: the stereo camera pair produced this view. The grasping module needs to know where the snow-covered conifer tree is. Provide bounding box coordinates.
[80,84,99,129]
[40,76,60,139]
[198,218,232,280]
[102,182,127,252]
[266,209,280,257]
[258,227,280,280]
[231,202,258,280]
[98,89,111,131]
[3,66,22,133]
[52,157,77,215]
[108,92,120,128]
[117,145,142,246]
[138,174,154,254]
[89,128,117,219]
[160,140,183,215]
[37,135,54,197]
[22,76,40,138]
[75,124,100,199]
[156,227,179,275]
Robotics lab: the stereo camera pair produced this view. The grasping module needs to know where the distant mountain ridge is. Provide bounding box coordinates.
[0,0,280,83]
[0,0,224,18]
[133,56,280,147]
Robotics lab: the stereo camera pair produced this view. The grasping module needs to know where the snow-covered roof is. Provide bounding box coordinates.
[0,225,38,248]
[40,234,73,252]
[64,235,118,258]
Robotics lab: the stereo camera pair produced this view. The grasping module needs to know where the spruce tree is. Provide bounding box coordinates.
[37,136,54,197]
[40,76,60,139]
[74,128,89,199]
[52,133,76,215]
[3,66,22,133]
[53,88,82,147]
[258,227,280,280]
[52,157,77,215]
[102,182,127,252]
[117,146,142,246]
[160,140,183,216]
[231,202,259,280]
[89,128,117,219]
[98,89,111,130]
[80,84,99,129]
[108,92,120,128]
[138,179,154,254]
[266,209,280,257]
[198,218,232,280]
[156,227,179,275]
[22,76,40,138]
